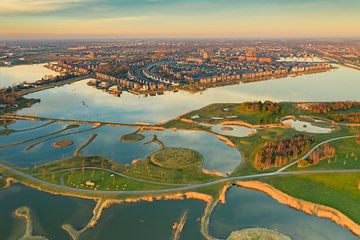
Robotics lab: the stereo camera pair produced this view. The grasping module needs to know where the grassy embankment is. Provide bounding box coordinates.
[261,173,360,224]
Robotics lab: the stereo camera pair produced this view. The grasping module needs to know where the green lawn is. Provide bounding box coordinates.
[26,155,221,185]
[39,169,176,191]
[180,103,285,125]
[261,173,360,224]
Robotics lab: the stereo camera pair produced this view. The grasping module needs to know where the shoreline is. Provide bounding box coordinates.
[236,180,360,237]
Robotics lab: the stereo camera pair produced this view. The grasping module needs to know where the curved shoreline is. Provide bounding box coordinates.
[236,180,360,237]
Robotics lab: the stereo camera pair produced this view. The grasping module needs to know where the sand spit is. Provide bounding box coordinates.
[227,228,291,240]
[62,199,111,240]
[74,133,97,156]
[202,169,225,177]
[15,206,48,240]
[236,181,360,237]
[213,134,236,147]
[172,210,189,240]
[1,177,15,190]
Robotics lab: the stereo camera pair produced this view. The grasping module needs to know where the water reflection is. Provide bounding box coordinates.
[17,66,360,124]
[0,64,57,88]
[0,184,95,240]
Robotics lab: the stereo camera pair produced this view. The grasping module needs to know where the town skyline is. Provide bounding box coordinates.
[1,0,360,39]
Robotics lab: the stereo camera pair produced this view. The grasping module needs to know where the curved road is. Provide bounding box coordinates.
[0,135,359,196]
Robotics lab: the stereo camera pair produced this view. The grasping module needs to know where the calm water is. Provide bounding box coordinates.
[80,199,206,240]
[1,64,360,239]
[17,65,360,124]
[0,64,57,88]
[0,184,95,240]
[0,184,205,240]
[209,187,359,240]
[0,121,241,173]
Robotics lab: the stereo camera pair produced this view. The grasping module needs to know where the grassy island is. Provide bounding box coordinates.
[149,147,204,169]
[120,132,145,142]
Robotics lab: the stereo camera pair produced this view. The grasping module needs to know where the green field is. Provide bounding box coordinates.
[261,173,360,224]
[38,169,176,191]
[149,147,203,169]
[180,103,287,125]
[26,155,220,185]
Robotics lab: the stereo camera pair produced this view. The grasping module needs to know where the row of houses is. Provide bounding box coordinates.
[197,63,330,84]
[95,71,166,91]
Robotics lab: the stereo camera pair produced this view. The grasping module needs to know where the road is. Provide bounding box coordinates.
[0,135,359,196]
[277,135,357,172]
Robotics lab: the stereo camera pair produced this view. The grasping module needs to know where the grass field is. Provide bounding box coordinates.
[38,169,176,191]
[261,173,360,224]
[180,103,287,125]
[149,147,203,169]
[26,155,221,185]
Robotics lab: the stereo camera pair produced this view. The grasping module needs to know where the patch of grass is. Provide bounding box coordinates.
[26,155,221,185]
[149,147,203,169]
[39,169,175,191]
[120,133,145,142]
[180,103,285,125]
[161,119,210,131]
[261,173,360,224]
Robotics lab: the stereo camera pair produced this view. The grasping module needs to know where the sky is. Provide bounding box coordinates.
[0,0,359,39]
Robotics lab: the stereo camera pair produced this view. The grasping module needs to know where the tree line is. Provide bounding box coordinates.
[254,134,315,170]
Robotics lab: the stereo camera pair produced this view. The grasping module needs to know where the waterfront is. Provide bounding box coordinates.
[0,64,57,88]
[208,187,359,240]
[15,65,360,124]
[1,63,360,239]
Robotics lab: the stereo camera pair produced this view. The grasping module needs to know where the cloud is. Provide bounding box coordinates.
[0,0,88,14]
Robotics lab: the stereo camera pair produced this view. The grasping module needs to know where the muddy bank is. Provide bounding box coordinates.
[236,181,360,237]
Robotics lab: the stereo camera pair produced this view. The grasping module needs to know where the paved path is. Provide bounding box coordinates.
[277,135,357,172]
[31,167,190,187]
[0,135,359,196]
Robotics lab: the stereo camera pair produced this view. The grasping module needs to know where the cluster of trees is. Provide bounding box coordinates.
[328,112,360,123]
[298,101,360,114]
[298,143,336,167]
[242,101,280,114]
[254,134,315,170]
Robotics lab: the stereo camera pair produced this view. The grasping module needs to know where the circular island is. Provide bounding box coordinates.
[120,133,145,142]
[52,140,74,148]
[220,126,234,131]
[149,147,203,169]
